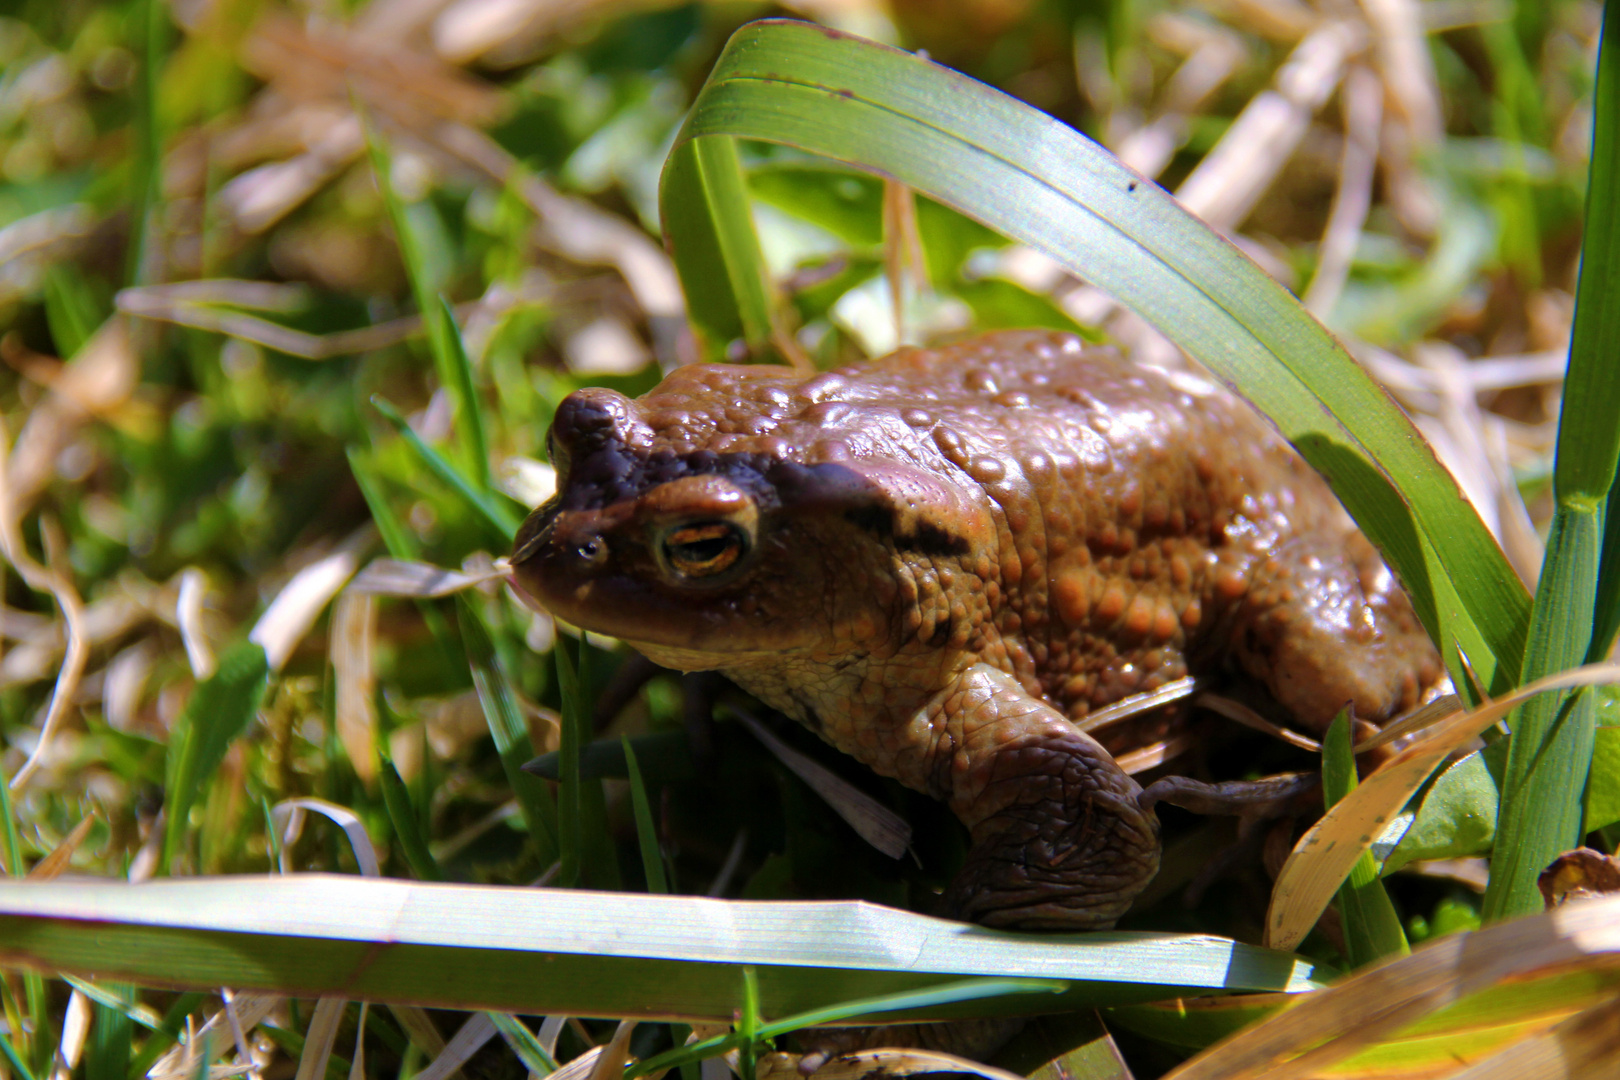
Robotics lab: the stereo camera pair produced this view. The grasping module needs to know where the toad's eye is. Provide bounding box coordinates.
[657,521,748,581]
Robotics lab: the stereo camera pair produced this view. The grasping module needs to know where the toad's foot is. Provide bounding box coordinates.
[922,665,1161,932]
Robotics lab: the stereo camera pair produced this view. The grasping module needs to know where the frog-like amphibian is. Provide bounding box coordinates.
[510,330,1444,929]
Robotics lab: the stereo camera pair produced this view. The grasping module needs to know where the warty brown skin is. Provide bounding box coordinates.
[511,329,1444,930]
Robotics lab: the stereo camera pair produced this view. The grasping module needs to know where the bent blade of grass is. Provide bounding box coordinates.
[0,875,1317,1021]
[1266,661,1620,953]
[1166,894,1620,1080]
[661,19,1529,693]
[661,137,778,361]
[1484,0,1620,923]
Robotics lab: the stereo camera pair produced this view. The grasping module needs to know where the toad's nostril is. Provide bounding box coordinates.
[572,535,609,569]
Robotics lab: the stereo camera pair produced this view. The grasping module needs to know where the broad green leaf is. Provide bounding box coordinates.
[660,19,1530,694]
[1383,741,1508,875]
[1585,726,1620,833]
[1321,714,1408,967]
[161,641,270,871]
[0,876,1317,1020]
[749,164,883,247]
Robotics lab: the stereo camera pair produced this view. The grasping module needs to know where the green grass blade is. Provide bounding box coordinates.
[0,876,1318,1021]
[0,773,23,875]
[347,447,460,673]
[660,137,778,361]
[379,753,445,882]
[363,122,466,467]
[1550,0,1620,507]
[485,1013,556,1077]
[438,297,492,495]
[1484,510,1605,921]
[622,737,669,894]
[631,977,1070,1078]
[1580,0,1620,661]
[737,967,761,1080]
[370,396,522,543]
[348,447,420,561]
[86,987,134,1080]
[456,600,559,869]
[662,19,1531,693]
[1321,714,1409,967]
[162,641,271,872]
[0,1028,37,1080]
[127,0,168,286]
[553,636,585,888]
[43,267,99,359]
[1483,0,1620,920]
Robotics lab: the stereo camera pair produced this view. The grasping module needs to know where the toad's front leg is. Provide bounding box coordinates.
[918,665,1161,931]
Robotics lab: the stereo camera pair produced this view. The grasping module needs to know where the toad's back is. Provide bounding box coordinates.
[819,332,1356,726]
[515,329,1443,932]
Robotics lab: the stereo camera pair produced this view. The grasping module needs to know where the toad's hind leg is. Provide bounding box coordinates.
[1227,531,1446,733]
[925,665,1161,931]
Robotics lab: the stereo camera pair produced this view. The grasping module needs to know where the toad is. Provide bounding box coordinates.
[510,330,1445,930]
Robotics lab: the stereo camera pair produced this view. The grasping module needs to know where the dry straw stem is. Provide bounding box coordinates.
[250,527,373,671]
[1167,893,1620,1080]
[346,558,505,598]
[1446,993,1620,1079]
[588,1021,638,1080]
[1266,662,1620,952]
[417,1014,499,1080]
[332,592,380,784]
[0,419,88,792]
[1302,63,1382,317]
[730,707,912,860]
[1175,19,1363,230]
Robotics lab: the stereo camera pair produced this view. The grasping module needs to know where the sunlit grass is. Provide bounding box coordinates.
[0,0,1612,1077]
